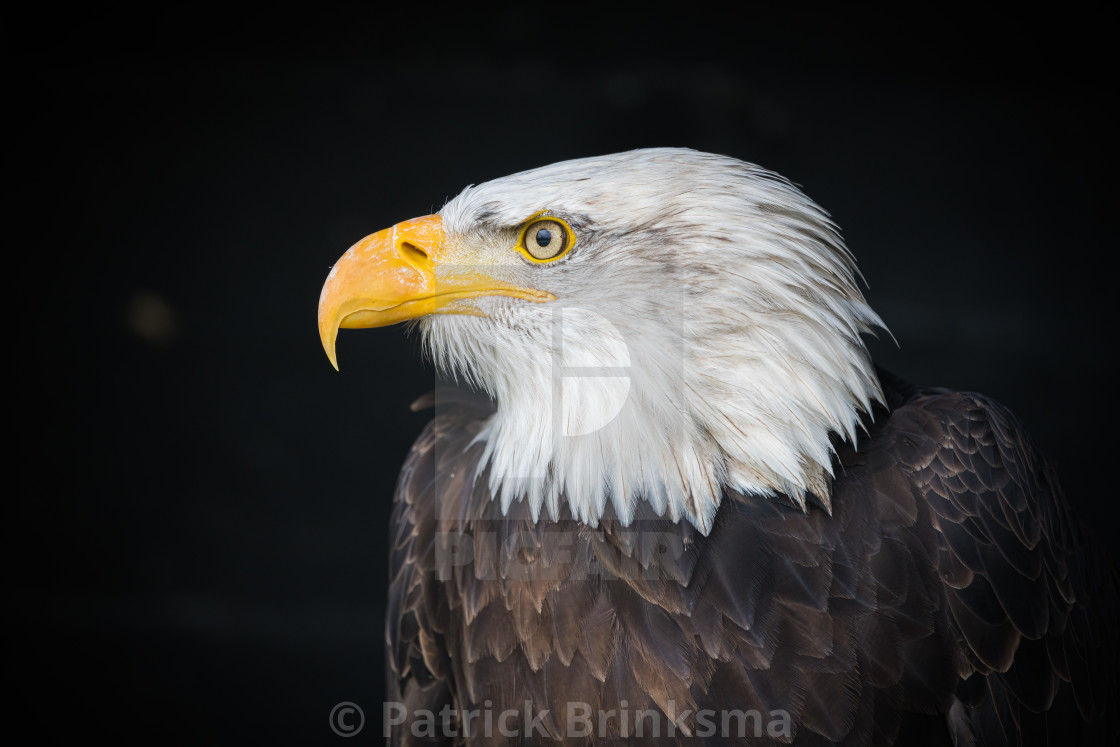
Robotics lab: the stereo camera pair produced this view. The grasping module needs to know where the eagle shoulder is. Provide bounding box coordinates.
[873,381,1118,745]
[386,390,497,744]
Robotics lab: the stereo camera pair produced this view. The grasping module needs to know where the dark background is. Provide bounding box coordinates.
[11,7,1116,745]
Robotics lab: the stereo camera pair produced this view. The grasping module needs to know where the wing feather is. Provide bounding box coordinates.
[385,379,1116,745]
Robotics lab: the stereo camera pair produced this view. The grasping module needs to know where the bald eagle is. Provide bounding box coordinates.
[318,149,1116,745]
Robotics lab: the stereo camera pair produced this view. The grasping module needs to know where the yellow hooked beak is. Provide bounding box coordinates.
[317,214,554,370]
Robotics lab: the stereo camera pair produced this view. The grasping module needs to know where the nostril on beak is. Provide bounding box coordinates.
[399,241,429,265]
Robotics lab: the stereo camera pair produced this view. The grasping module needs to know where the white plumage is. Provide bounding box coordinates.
[420,148,886,532]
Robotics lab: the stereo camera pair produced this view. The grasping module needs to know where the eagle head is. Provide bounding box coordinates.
[318,148,885,533]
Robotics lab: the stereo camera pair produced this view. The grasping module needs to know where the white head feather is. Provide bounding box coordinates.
[419,148,885,533]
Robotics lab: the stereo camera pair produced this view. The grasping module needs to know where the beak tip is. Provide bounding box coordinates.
[319,317,341,371]
[323,338,340,372]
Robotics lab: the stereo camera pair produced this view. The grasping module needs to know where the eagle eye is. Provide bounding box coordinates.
[518,218,573,263]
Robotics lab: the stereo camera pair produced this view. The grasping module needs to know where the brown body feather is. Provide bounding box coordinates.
[386,371,1117,745]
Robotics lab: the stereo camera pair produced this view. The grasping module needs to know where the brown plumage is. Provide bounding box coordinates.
[386,371,1117,746]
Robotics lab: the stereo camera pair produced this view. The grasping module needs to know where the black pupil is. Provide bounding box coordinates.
[535,228,552,247]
